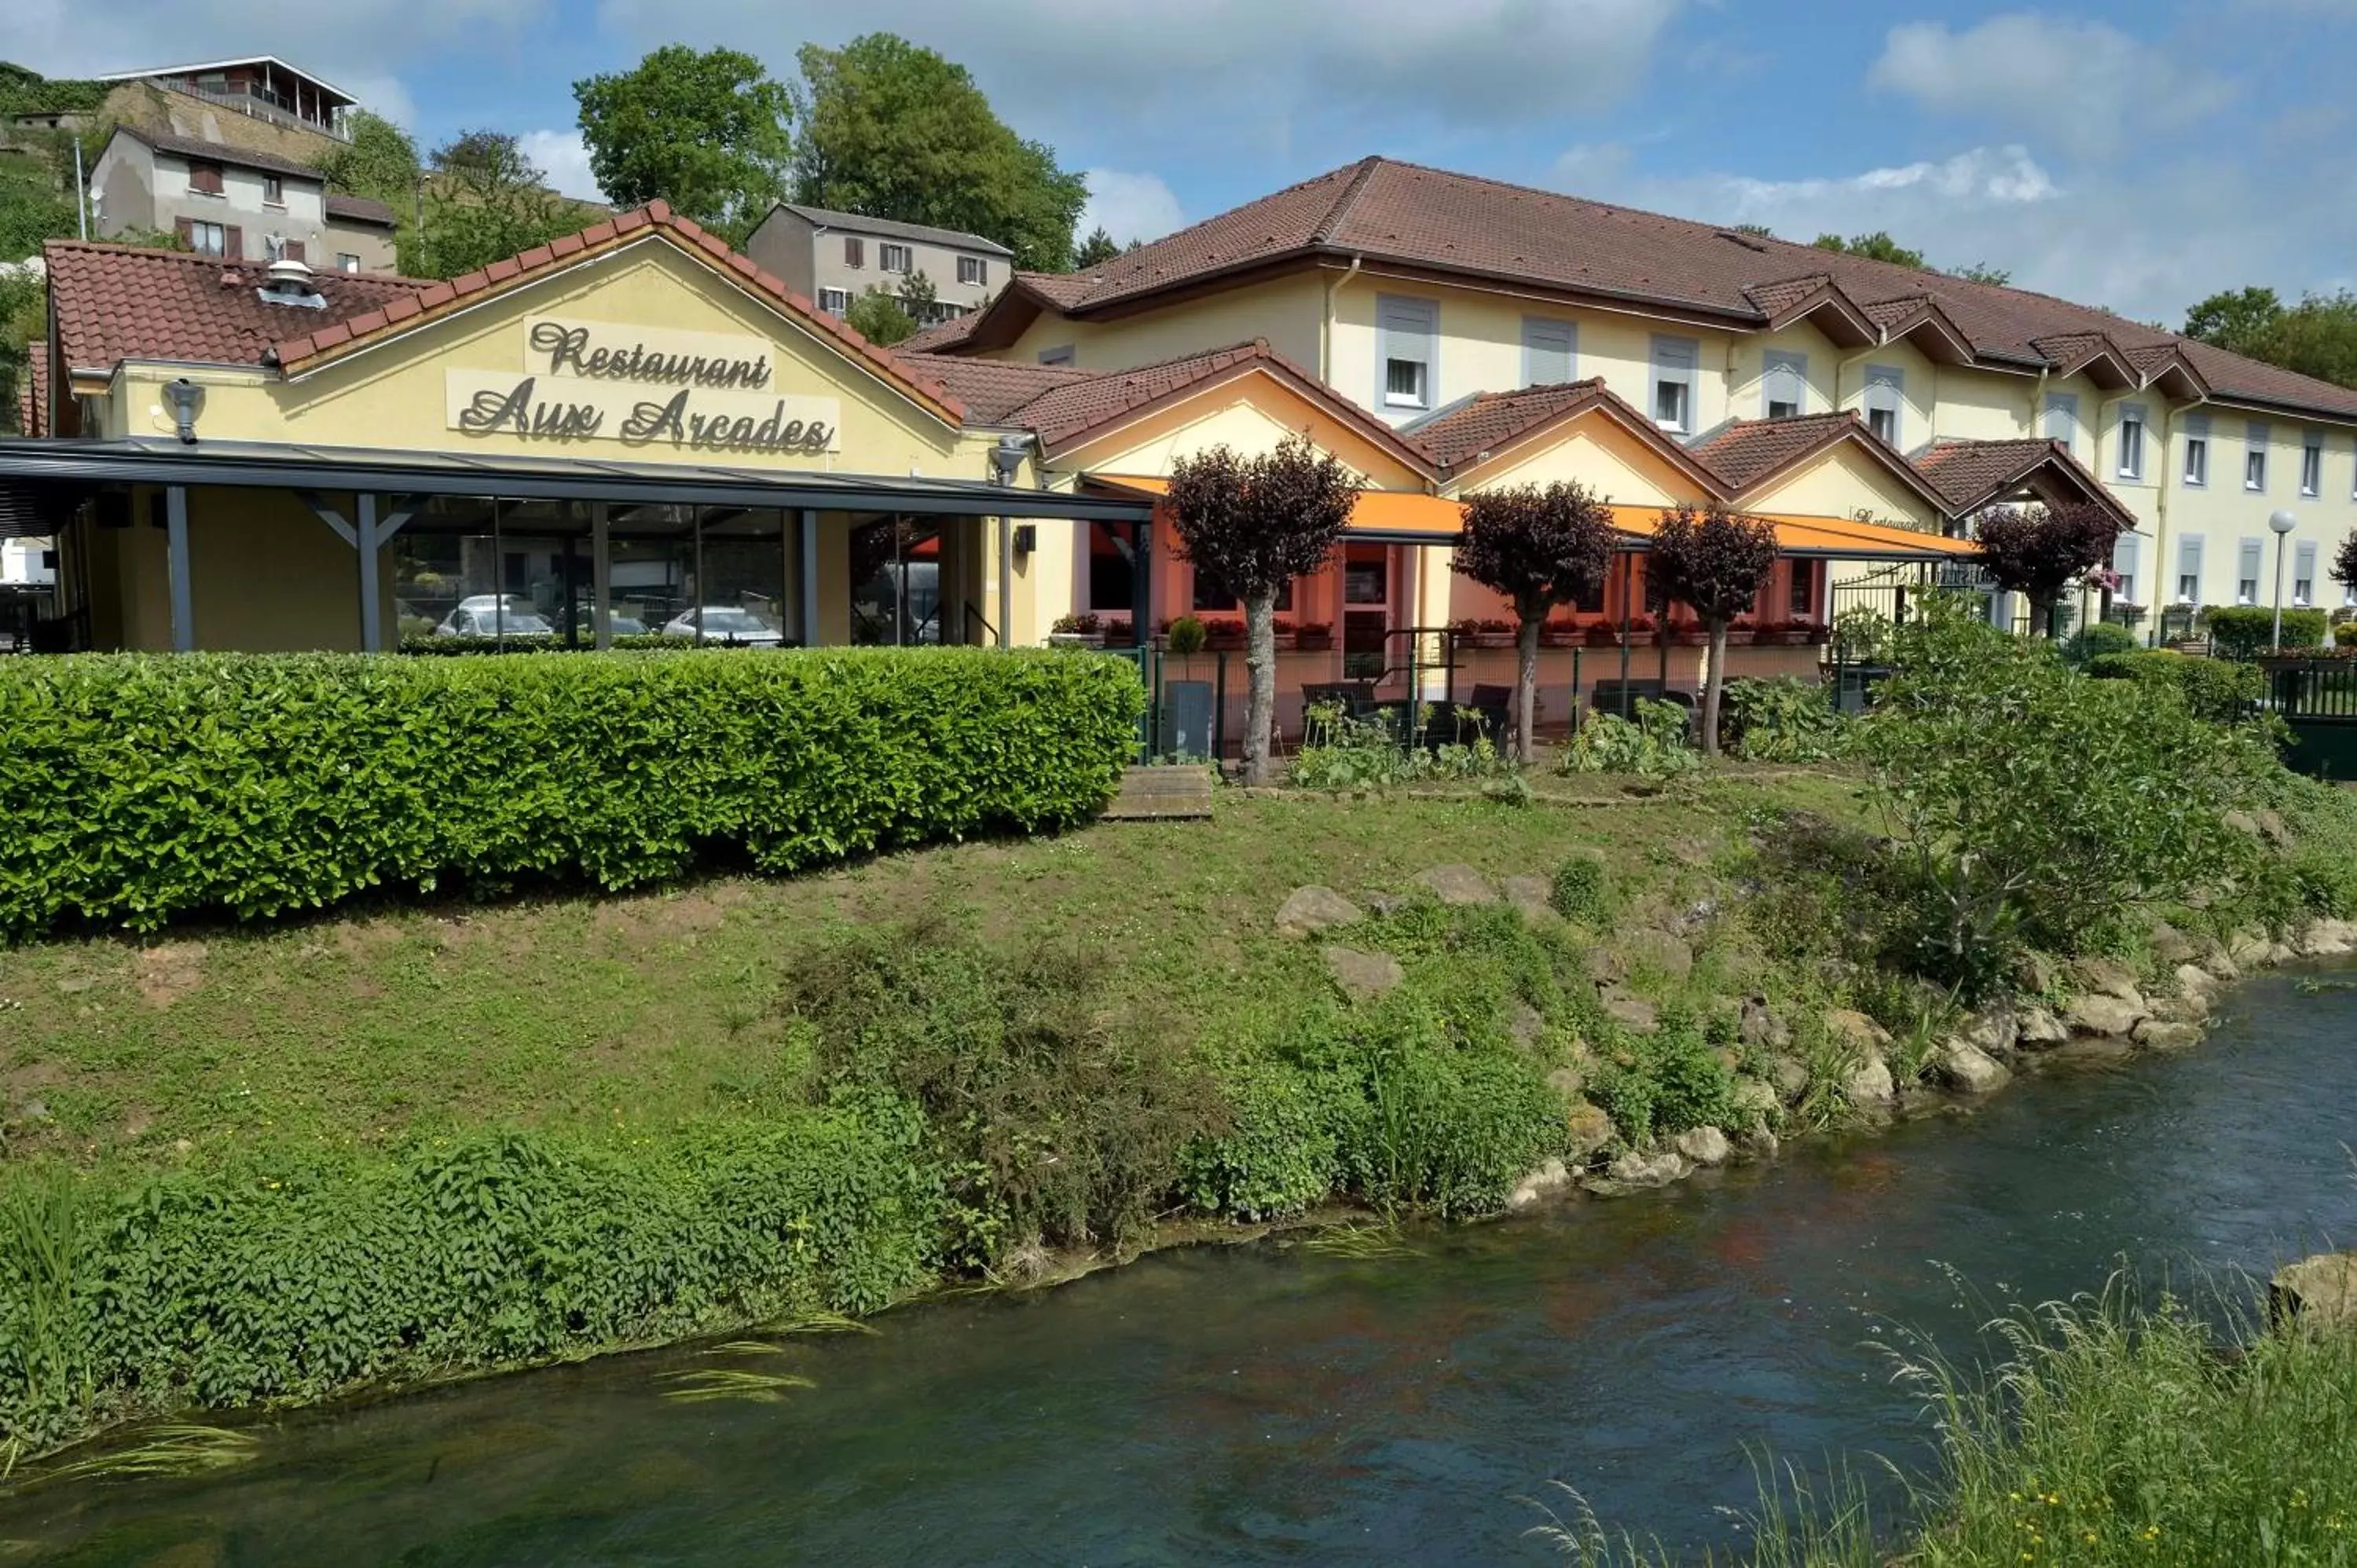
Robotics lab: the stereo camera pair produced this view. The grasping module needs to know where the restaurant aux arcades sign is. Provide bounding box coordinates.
[444,317,841,456]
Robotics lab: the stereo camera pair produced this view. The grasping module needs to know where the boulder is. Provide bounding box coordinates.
[1585,946,1628,984]
[1322,946,1404,1002]
[2132,1019,2205,1051]
[1842,1055,1897,1108]
[1563,1101,1618,1156]
[1545,1065,1586,1102]
[2174,963,2223,1000]
[1502,874,1556,923]
[1739,1123,1781,1160]
[2070,956,2144,1005]
[2146,993,2211,1025]
[2015,1007,2070,1048]
[1621,928,1695,980]
[2148,921,2198,967]
[2011,950,2058,997]
[1935,1040,2012,1094]
[1507,1157,1573,1211]
[1603,1149,1691,1189]
[2271,1251,2357,1332]
[2255,807,2293,848]
[2301,918,2356,958]
[1673,1125,1732,1167]
[1412,864,1497,906]
[1956,1005,2021,1060]
[2227,931,2271,969]
[1506,999,1548,1052]
[1597,985,1658,1034]
[1768,1055,1812,1104]
[2063,993,2146,1038]
[2223,808,2263,839]
[1824,1009,1893,1054]
[1737,998,1774,1049]
[2266,941,2303,967]
[1276,885,1362,938]
[2201,946,2242,983]
[1729,1076,1780,1118]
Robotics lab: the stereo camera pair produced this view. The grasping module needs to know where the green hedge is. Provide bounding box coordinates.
[1,1108,940,1448]
[2085,649,2264,724]
[0,648,1142,936]
[2203,605,2329,658]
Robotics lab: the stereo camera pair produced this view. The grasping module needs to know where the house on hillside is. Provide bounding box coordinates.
[745,204,1011,327]
[88,125,398,272]
[93,57,355,147]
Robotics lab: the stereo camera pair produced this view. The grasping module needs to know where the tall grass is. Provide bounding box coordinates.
[1528,1275,2357,1566]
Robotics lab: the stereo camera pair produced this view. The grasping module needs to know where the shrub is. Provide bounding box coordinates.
[0,1108,940,1449]
[1721,676,1851,761]
[0,648,1142,937]
[2203,604,2330,657]
[2337,622,2357,649]
[1559,698,1699,778]
[1549,852,1611,923]
[2085,648,2264,724]
[2058,621,2139,668]
[1862,598,2264,985]
[1589,1009,1734,1146]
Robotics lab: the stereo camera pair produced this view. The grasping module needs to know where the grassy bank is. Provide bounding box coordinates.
[1533,1282,2357,1566]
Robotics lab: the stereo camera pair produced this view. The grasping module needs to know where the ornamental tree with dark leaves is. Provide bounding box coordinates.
[2333,526,2357,599]
[1453,482,1615,764]
[1167,437,1356,784]
[1647,501,1780,756]
[1974,502,2124,639]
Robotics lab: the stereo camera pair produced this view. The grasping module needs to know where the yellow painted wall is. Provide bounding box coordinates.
[1743,446,1941,529]
[1931,366,2036,443]
[2158,409,2357,618]
[1001,271,1328,374]
[1729,324,1841,420]
[1448,416,1693,508]
[1047,372,1428,489]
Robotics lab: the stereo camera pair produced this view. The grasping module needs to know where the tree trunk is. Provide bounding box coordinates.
[2031,595,2056,639]
[1513,614,1541,767]
[1241,587,1279,786]
[1701,618,1728,756]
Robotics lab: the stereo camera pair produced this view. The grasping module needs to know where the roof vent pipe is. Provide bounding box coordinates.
[163,377,203,445]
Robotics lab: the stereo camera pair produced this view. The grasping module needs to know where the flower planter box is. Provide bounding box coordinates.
[1047,632,1106,650]
[1294,631,1333,652]
[1539,627,1581,648]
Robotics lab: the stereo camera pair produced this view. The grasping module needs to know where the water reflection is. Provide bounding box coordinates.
[10,970,2355,1566]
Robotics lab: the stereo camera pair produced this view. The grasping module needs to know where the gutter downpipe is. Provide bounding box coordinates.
[1321,255,1364,384]
[2150,391,2207,649]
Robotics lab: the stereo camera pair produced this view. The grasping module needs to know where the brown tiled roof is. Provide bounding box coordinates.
[1406,381,1605,469]
[971,155,2357,423]
[899,313,982,354]
[1690,412,1866,491]
[1744,274,1834,317]
[18,341,46,438]
[121,126,322,181]
[897,353,1094,423]
[45,239,432,377]
[262,202,963,424]
[1910,438,2134,527]
[324,194,397,229]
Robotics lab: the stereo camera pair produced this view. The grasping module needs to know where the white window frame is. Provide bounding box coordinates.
[1761,350,1808,419]
[1378,295,1439,412]
[2294,540,2318,606]
[187,219,227,256]
[336,252,361,273]
[2237,537,2264,604]
[2175,533,2205,604]
[2245,420,2270,493]
[2110,531,2141,605]
[2183,413,2209,488]
[879,242,912,274]
[2042,391,2079,455]
[957,255,987,286]
[2301,432,2323,497]
[2116,403,2146,480]
[1863,365,1904,448]
[819,287,851,318]
[1651,334,1699,433]
[1520,316,1576,388]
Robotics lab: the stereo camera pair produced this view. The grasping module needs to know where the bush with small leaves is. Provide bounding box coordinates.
[1550,853,1611,923]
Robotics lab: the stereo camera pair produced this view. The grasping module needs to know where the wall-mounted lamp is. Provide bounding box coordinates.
[988,433,1029,486]
[162,377,203,445]
[1012,523,1037,558]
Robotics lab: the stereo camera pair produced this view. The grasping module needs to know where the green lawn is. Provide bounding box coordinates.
[0,771,1867,1172]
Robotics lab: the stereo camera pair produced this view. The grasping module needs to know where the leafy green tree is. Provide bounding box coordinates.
[2183,286,2284,357]
[412,130,577,280]
[1646,502,1780,756]
[793,34,1088,271]
[846,286,917,346]
[1950,262,2012,286]
[1074,225,1120,269]
[1812,231,1927,269]
[2333,526,2357,601]
[574,45,793,244]
[1453,482,1615,764]
[1167,437,1357,785]
[1861,595,2260,987]
[318,111,420,209]
[2186,286,2357,389]
[1974,502,2123,639]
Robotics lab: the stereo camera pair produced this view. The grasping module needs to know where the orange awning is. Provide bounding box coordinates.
[1085,475,1978,561]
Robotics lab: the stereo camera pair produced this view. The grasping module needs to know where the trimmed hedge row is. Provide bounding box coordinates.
[2086,649,2264,724]
[0,648,1143,936]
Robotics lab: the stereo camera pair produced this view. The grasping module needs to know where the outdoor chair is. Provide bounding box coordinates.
[1301,681,1380,723]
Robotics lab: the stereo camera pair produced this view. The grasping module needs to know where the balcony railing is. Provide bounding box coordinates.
[156,79,350,142]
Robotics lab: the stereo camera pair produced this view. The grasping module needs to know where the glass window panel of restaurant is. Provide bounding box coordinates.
[698,508,790,645]
[1342,543,1391,679]
[608,504,697,640]
[1086,522,1141,643]
[848,515,946,645]
[390,496,578,645]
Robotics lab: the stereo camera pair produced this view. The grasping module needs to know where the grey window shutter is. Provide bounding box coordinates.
[1521,317,1574,387]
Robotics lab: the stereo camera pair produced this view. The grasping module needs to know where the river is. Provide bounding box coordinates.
[9,968,2356,1566]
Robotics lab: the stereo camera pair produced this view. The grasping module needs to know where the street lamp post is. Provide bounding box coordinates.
[2268,509,2298,650]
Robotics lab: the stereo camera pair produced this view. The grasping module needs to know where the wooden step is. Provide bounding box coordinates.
[1099,764,1215,820]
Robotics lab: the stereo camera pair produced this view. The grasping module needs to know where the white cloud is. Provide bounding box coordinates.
[596,0,1682,148]
[1078,169,1184,247]
[519,129,605,203]
[1546,141,2357,324]
[1868,15,2235,161]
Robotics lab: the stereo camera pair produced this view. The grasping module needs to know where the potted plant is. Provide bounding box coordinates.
[1294,620,1333,651]
[1803,621,1832,646]
[1201,617,1247,650]
[1751,618,1798,647]
[1474,616,1518,649]
[1722,614,1757,647]
[1583,618,1623,648]
[1661,614,1706,647]
[1049,611,1105,649]
[1539,617,1581,648]
[1272,617,1298,649]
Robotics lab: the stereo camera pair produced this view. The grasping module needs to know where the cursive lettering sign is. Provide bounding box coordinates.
[619,388,833,454]
[530,321,772,391]
[445,368,840,455]
[456,375,605,438]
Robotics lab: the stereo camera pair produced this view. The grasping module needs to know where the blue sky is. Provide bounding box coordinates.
[16,0,2357,322]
